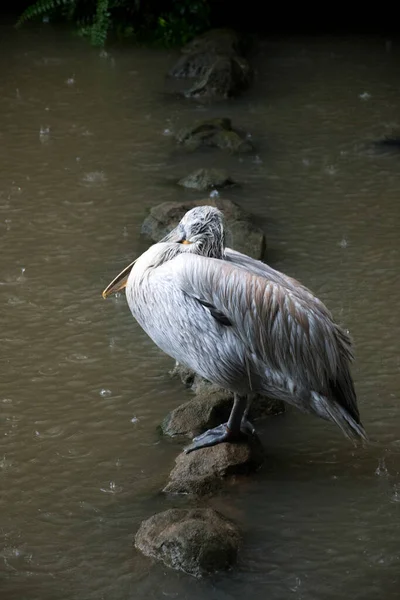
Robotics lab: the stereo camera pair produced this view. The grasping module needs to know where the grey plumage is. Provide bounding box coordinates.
[103,205,367,448]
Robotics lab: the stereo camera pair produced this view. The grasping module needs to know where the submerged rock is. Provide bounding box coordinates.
[177,168,236,191]
[176,117,253,153]
[184,56,253,100]
[134,507,240,577]
[163,438,264,495]
[141,198,266,260]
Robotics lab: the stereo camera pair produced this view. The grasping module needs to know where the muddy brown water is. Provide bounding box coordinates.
[1,21,399,600]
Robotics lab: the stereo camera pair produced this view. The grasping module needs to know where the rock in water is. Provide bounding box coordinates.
[163,439,264,495]
[184,56,253,100]
[175,117,253,153]
[177,168,235,191]
[134,507,240,577]
[168,29,253,100]
[169,50,220,79]
[161,391,233,438]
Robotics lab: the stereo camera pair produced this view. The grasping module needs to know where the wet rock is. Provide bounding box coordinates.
[176,117,253,153]
[184,56,253,100]
[162,387,285,440]
[169,361,197,388]
[134,507,240,577]
[161,391,233,438]
[168,29,253,100]
[211,128,253,153]
[169,50,219,79]
[141,198,266,260]
[181,29,245,57]
[177,168,235,191]
[176,116,231,142]
[163,438,264,495]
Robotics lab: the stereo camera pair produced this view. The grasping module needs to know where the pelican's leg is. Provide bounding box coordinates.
[240,393,256,436]
[184,394,249,453]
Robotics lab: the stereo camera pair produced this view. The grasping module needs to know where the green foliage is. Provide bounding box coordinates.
[16,0,76,27]
[16,0,210,48]
[79,0,111,46]
[154,1,210,47]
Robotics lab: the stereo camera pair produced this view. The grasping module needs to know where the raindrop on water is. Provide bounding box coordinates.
[324,165,336,176]
[82,171,107,185]
[17,268,26,282]
[375,458,389,477]
[391,484,400,503]
[99,388,112,398]
[100,481,122,493]
[39,126,50,143]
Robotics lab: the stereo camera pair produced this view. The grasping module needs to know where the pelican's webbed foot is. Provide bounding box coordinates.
[184,424,234,453]
[183,419,255,454]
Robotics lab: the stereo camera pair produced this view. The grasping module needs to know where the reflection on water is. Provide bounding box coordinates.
[1,22,399,600]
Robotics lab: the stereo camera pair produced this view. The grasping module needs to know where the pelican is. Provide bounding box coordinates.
[102,205,367,452]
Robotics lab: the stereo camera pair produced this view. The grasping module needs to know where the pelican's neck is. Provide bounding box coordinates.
[127,242,180,288]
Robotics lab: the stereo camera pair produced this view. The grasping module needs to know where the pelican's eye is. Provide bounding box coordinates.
[180,240,192,245]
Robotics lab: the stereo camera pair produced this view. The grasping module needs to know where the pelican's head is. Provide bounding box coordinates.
[161,205,226,259]
[102,205,225,299]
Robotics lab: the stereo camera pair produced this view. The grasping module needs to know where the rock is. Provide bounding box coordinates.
[169,361,196,388]
[168,30,253,100]
[212,129,253,153]
[176,117,232,143]
[161,391,233,438]
[181,28,244,57]
[184,56,253,100]
[141,198,266,260]
[134,507,240,577]
[162,391,285,439]
[163,439,264,495]
[176,117,253,153]
[169,50,219,79]
[177,168,236,191]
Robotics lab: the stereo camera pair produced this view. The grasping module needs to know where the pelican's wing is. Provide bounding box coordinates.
[224,248,328,315]
[177,253,354,395]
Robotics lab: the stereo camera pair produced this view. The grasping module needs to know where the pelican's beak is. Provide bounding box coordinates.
[102,259,136,299]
